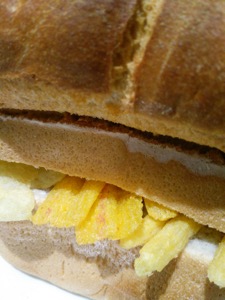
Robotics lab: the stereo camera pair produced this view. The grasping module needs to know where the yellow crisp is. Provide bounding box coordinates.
[31,176,84,226]
[110,192,143,240]
[135,215,201,277]
[31,167,65,189]
[0,160,38,185]
[72,179,105,226]
[208,236,225,288]
[76,185,118,244]
[32,176,105,227]
[76,185,143,244]
[120,215,164,249]
[144,199,177,221]
[0,160,65,189]
[0,176,35,221]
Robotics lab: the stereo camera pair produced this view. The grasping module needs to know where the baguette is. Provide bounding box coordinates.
[0,0,224,151]
[0,0,225,299]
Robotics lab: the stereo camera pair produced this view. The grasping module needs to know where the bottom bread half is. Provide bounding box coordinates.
[0,221,225,300]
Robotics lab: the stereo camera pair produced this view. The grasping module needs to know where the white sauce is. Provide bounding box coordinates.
[185,238,218,263]
[32,189,48,205]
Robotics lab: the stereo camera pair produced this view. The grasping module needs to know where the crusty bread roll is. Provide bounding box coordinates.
[0,0,224,152]
[0,0,225,299]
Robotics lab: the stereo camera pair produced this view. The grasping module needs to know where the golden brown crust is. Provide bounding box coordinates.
[0,0,137,91]
[135,0,225,146]
[0,1,224,152]
[0,114,224,233]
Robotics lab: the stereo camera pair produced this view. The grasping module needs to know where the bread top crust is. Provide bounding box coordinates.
[0,0,137,92]
[0,0,224,152]
[135,0,225,139]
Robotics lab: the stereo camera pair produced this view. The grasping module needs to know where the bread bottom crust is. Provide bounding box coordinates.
[0,221,225,300]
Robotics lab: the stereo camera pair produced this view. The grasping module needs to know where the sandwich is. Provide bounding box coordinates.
[0,0,225,299]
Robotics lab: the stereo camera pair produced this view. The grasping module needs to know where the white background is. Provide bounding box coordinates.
[0,256,87,300]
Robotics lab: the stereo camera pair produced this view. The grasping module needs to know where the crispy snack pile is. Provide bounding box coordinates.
[0,161,224,287]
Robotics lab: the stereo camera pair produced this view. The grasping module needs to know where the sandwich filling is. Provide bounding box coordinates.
[0,160,224,288]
